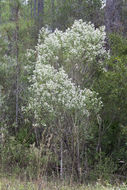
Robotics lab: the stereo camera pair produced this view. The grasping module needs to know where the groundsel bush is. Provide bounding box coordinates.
[24,20,105,128]
[22,20,106,177]
[37,20,108,65]
[34,20,109,86]
[25,64,102,127]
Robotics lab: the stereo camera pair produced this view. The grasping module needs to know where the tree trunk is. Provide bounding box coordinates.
[60,138,63,179]
[77,135,81,180]
[51,0,55,31]
[96,115,102,153]
[105,0,123,34]
[15,3,20,131]
[122,1,127,35]
[37,0,44,30]
[30,0,33,18]
[0,1,1,24]
[34,0,36,18]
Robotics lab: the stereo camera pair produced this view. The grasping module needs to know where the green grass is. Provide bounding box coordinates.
[0,178,127,190]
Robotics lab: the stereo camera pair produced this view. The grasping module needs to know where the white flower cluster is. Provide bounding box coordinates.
[25,20,104,126]
[27,64,102,125]
[37,20,108,71]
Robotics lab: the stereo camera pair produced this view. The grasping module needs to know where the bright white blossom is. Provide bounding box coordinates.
[25,20,104,127]
[101,0,106,9]
[33,20,109,86]
[37,20,108,68]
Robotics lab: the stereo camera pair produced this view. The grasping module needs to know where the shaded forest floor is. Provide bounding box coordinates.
[0,177,127,190]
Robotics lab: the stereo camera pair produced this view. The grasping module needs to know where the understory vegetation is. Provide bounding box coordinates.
[1,178,127,190]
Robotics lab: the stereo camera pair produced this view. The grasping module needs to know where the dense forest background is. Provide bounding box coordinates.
[0,0,127,182]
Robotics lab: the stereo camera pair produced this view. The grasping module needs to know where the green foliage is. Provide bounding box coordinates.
[44,0,104,30]
[94,34,127,124]
[109,34,127,56]
[16,127,35,145]
[0,136,57,178]
[93,156,117,180]
[92,34,127,177]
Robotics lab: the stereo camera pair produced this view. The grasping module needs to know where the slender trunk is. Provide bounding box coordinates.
[57,48,65,179]
[71,129,75,180]
[0,1,1,24]
[58,119,63,179]
[73,117,81,179]
[15,33,19,130]
[15,4,19,131]
[34,127,39,147]
[9,0,20,131]
[34,0,36,18]
[96,115,102,153]
[77,135,81,180]
[84,144,88,178]
[37,0,44,30]
[60,138,63,179]
[96,124,102,153]
[31,0,33,18]
[51,0,55,31]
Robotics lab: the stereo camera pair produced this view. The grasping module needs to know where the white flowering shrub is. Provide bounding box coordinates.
[24,21,105,129]
[22,22,105,178]
[26,64,102,126]
[24,20,105,129]
[34,20,109,86]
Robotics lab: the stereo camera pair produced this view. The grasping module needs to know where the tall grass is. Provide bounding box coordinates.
[0,178,127,190]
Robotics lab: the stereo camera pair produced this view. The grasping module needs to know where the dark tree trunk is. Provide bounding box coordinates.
[105,0,123,34]
[37,0,44,30]
[15,2,20,132]
[0,1,1,24]
[34,0,36,18]
[122,1,127,35]
[31,0,33,18]
[51,0,55,31]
